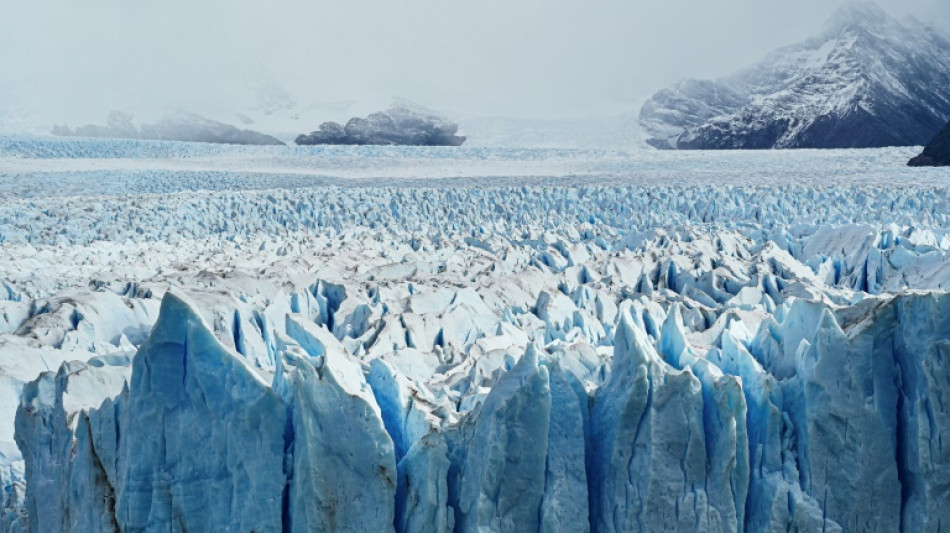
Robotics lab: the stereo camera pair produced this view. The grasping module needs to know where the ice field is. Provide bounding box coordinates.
[2,135,950,532]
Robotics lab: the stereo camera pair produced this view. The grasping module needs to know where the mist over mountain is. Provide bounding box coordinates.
[1,0,948,137]
[53,111,285,146]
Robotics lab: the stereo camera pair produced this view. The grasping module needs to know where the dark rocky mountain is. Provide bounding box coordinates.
[53,110,285,146]
[295,105,465,146]
[909,120,950,166]
[640,1,950,149]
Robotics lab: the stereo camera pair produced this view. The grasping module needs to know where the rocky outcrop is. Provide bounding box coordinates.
[295,105,466,146]
[53,110,285,146]
[909,119,950,166]
[641,1,950,149]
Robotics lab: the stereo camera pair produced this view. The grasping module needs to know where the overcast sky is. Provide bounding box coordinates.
[1,0,948,130]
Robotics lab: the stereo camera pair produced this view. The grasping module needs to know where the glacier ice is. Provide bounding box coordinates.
[2,139,950,531]
[281,314,397,533]
[448,346,551,532]
[13,285,950,531]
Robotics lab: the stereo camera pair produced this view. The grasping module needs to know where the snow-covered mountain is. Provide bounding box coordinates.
[641,1,950,149]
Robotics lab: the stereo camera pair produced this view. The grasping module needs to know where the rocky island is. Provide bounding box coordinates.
[909,119,950,166]
[295,105,466,146]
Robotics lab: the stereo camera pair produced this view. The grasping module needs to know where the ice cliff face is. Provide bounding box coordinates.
[14,293,396,533]
[640,1,950,149]
[11,287,950,532]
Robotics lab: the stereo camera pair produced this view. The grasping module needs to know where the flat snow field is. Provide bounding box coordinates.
[2,135,950,532]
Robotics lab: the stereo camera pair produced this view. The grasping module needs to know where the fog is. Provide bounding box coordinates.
[1,0,948,132]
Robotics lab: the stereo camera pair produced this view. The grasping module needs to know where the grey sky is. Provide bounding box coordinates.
[1,0,948,130]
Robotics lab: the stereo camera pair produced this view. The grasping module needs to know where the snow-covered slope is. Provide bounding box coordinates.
[641,1,950,149]
[2,139,950,531]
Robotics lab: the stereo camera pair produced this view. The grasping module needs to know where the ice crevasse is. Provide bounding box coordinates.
[9,288,950,532]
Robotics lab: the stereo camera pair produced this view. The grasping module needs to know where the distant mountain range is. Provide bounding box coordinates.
[52,111,285,146]
[640,1,950,149]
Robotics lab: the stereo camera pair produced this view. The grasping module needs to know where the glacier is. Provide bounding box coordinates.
[1,136,950,531]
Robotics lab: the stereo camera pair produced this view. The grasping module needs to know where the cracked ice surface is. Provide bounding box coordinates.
[2,137,950,532]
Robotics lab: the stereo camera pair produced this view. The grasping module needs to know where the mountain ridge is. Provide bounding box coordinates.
[640,0,950,149]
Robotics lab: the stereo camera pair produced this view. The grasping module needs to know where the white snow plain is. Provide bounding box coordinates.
[2,136,950,532]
